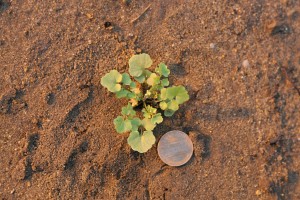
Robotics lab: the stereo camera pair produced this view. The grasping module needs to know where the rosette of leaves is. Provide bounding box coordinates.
[101,53,189,153]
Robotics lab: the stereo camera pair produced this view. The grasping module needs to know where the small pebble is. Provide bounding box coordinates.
[135,48,142,53]
[31,118,38,124]
[117,36,122,42]
[86,13,93,19]
[122,0,131,5]
[255,190,262,196]
[26,182,31,187]
[242,59,250,68]
[209,43,216,49]
[23,66,29,73]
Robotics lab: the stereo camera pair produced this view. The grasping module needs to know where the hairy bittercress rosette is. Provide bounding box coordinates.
[101,54,189,153]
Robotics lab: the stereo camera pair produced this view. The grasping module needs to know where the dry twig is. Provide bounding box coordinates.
[131,4,151,24]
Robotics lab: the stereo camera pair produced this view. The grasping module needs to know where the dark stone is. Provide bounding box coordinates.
[46,93,55,105]
[27,134,40,153]
[271,24,291,36]
[24,158,34,180]
[196,133,212,159]
[79,141,89,153]
[104,22,112,28]
[0,0,10,13]
[288,171,299,184]
[64,150,78,170]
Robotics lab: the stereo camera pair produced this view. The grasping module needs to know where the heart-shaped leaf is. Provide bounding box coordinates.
[127,130,156,153]
[129,54,153,77]
[114,116,132,133]
[166,86,189,104]
[122,73,131,85]
[130,118,142,131]
[101,70,123,92]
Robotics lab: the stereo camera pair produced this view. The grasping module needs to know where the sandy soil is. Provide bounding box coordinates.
[0,0,299,199]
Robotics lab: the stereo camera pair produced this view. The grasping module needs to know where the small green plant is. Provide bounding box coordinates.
[101,53,189,153]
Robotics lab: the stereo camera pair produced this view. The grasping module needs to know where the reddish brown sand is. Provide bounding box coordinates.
[0,0,299,199]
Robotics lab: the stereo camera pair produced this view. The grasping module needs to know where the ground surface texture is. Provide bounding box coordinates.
[0,0,300,199]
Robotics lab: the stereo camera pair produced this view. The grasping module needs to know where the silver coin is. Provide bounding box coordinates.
[157,130,193,166]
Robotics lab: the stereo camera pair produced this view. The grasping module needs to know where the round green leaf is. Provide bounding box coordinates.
[142,118,156,131]
[145,70,152,77]
[129,54,153,77]
[168,100,179,111]
[115,89,131,98]
[127,92,136,98]
[151,113,163,124]
[122,73,131,85]
[121,103,136,117]
[156,63,170,77]
[159,101,168,110]
[114,116,132,133]
[160,88,167,100]
[101,70,123,92]
[134,74,146,83]
[164,109,175,117]
[131,118,142,131]
[161,78,169,87]
[166,86,189,104]
[142,111,151,119]
[146,73,160,86]
[127,130,156,153]
[130,81,136,88]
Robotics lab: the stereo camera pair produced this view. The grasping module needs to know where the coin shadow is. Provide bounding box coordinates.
[175,152,195,168]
